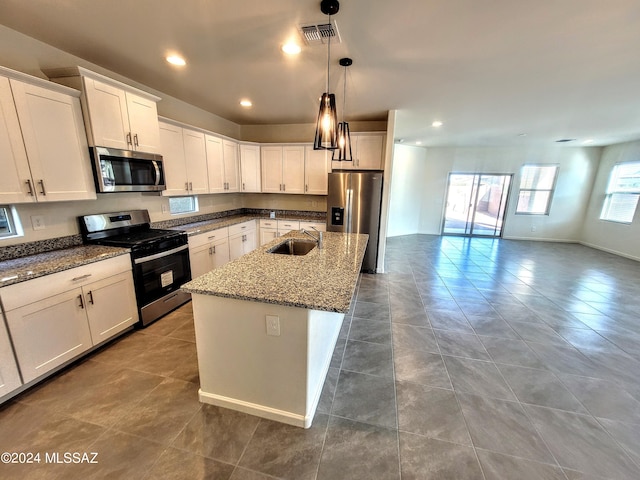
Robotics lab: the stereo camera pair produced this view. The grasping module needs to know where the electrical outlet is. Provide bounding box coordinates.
[31,215,45,231]
[531,225,537,232]
[270,211,276,219]
[266,315,280,336]
[161,204,169,214]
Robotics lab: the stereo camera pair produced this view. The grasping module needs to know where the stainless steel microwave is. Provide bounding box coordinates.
[89,146,166,193]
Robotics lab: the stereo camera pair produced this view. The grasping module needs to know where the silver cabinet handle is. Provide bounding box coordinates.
[283,184,286,192]
[305,184,308,192]
[208,246,213,255]
[78,294,84,309]
[212,245,216,254]
[185,182,189,191]
[189,182,193,191]
[38,180,46,195]
[25,179,34,196]
[126,132,132,145]
[134,133,139,147]
[72,273,92,282]
[88,291,94,305]
[242,183,245,190]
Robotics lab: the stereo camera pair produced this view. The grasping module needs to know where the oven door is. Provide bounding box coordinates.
[132,244,191,308]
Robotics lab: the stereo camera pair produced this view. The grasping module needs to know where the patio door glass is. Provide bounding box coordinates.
[442,173,512,237]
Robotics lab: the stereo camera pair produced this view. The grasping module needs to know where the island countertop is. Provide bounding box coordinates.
[181,231,368,313]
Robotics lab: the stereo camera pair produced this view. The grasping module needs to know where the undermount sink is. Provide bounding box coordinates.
[268,239,316,256]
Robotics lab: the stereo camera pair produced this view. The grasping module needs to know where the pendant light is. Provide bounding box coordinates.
[333,57,353,161]
[313,0,340,150]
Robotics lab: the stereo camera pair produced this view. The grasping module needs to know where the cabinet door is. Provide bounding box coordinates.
[228,233,244,261]
[10,79,96,202]
[354,134,385,170]
[282,146,305,194]
[159,121,189,196]
[242,229,257,255]
[189,243,214,279]
[125,91,160,153]
[82,77,130,149]
[261,146,283,193]
[84,271,138,346]
[260,228,279,246]
[182,128,209,194]
[240,144,261,192]
[0,76,34,204]
[0,319,22,398]
[211,238,230,268]
[223,139,240,192]
[205,134,225,193]
[5,289,93,383]
[304,147,329,195]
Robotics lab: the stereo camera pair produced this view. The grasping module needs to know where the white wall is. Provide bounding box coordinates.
[581,140,640,261]
[387,145,427,237]
[389,145,601,241]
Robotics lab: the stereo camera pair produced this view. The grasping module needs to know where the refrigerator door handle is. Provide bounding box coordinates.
[346,188,353,233]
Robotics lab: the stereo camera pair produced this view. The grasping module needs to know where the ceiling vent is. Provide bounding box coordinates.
[299,20,341,45]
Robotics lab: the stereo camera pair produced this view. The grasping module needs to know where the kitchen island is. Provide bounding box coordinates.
[181,231,368,428]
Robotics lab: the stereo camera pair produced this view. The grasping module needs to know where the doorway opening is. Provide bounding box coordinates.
[442,173,512,237]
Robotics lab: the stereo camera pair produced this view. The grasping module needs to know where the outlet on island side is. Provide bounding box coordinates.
[266,315,280,336]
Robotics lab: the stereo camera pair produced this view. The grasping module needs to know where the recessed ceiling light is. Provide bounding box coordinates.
[416,141,423,145]
[583,139,594,144]
[240,99,252,107]
[518,133,528,137]
[166,55,186,66]
[432,121,443,128]
[282,43,301,55]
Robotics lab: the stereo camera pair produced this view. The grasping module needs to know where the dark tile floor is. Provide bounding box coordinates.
[2,234,640,479]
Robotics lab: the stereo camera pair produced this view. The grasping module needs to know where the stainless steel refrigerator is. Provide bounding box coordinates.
[327,170,384,273]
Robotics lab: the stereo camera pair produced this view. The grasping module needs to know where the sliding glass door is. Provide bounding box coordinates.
[442,173,512,237]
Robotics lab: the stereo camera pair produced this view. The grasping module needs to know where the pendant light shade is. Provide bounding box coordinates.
[314,93,338,150]
[313,0,340,151]
[333,57,353,161]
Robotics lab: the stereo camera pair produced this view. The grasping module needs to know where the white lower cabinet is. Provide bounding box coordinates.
[229,221,257,261]
[0,255,138,385]
[0,319,22,398]
[189,228,231,278]
[259,219,279,246]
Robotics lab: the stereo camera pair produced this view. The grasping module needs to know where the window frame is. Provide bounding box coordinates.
[0,205,23,240]
[168,196,199,216]
[515,164,559,216]
[599,161,640,224]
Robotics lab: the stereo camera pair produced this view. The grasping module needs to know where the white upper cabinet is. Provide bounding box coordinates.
[223,139,240,192]
[46,67,161,153]
[331,133,386,170]
[240,143,261,193]
[261,145,305,194]
[304,147,330,195]
[159,119,208,196]
[0,67,95,203]
[206,135,239,193]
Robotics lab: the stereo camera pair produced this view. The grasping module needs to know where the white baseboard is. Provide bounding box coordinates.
[502,236,578,243]
[198,389,312,428]
[579,241,640,262]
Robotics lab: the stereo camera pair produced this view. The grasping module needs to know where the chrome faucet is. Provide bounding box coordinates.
[301,227,323,249]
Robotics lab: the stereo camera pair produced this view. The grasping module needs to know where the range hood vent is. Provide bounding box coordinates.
[299,19,341,45]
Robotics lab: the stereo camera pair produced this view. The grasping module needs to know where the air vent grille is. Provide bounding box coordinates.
[299,19,341,45]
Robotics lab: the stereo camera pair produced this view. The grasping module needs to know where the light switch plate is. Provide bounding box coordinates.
[266,315,280,336]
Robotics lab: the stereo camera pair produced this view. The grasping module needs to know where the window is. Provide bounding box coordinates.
[0,206,22,239]
[515,164,559,215]
[168,196,198,215]
[600,162,640,224]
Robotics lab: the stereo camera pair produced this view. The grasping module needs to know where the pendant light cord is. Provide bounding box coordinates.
[342,64,347,122]
[326,14,331,93]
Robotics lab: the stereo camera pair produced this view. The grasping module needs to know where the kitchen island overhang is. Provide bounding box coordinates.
[181,231,368,428]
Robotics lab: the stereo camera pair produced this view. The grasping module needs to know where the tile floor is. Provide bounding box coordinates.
[2,235,640,479]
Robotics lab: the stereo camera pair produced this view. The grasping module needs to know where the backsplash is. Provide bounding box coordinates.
[0,208,326,261]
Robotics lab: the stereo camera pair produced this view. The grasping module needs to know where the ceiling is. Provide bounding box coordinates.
[1,0,640,147]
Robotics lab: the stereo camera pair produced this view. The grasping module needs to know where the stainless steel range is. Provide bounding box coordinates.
[79,210,191,327]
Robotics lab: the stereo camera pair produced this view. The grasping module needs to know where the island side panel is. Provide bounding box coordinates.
[306,309,344,422]
[193,294,314,426]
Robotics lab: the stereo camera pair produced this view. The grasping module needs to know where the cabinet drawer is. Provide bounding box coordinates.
[300,221,326,232]
[277,220,300,231]
[259,219,277,229]
[188,226,230,249]
[0,254,131,312]
[228,220,255,236]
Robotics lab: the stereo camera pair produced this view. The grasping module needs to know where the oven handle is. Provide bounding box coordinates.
[134,244,189,264]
